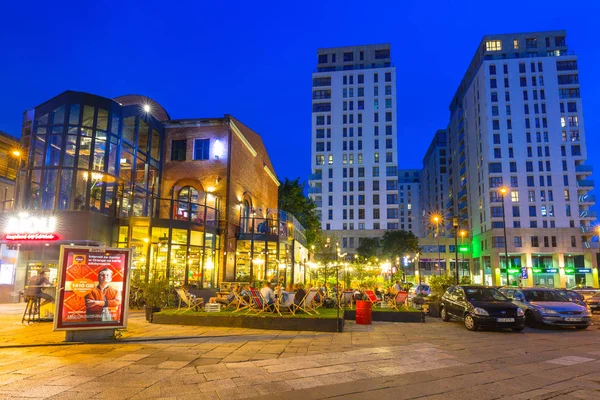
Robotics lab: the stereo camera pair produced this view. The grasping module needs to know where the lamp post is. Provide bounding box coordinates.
[10,149,22,209]
[432,214,441,275]
[500,187,510,286]
[452,216,459,284]
[460,230,467,278]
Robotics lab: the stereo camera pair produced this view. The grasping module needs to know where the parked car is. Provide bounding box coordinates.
[585,294,600,313]
[498,287,592,329]
[572,287,599,299]
[440,286,525,332]
[556,289,586,307]
[413,284,431,296]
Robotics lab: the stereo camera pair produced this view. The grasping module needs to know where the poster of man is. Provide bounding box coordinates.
[54,246,131,331]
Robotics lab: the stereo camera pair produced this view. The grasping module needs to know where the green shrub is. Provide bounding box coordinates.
[428,275,456,301]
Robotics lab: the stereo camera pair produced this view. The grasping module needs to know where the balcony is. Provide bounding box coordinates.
[459,166,466,176]
[579,210,598,219]
[575,165,593,177]
[577,180,594,189]
[576,165,593,173]
[308,173,322,181]
[579,194,596,204]
[581,226,598,234]
[458,201,467,210]
[458,188,467,199]
[583,241,599,249]
[308,187,322,194]
[314,200,322,208]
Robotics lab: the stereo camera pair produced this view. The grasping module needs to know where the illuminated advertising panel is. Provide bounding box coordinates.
[4,213,59,241]
[54,246,132,331]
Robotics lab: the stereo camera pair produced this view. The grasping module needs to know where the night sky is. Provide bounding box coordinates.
[0,1,598,192]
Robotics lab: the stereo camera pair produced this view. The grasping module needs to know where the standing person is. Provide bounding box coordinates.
[260,281,275,306]
[25,267,53,306]
[85,268,122,322]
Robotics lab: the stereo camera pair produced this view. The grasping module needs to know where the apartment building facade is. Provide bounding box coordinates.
[398,169,422,237]
[420,129,450,237]
[446,30,598,287]
[309,44,398,254]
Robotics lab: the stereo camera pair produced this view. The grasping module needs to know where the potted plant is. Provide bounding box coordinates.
[427,275,455,317]
[142,279,170,322]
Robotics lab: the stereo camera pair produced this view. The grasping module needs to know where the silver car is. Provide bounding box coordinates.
[499,287,592,330]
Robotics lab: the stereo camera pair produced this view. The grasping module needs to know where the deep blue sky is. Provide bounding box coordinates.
[0,0,598,184]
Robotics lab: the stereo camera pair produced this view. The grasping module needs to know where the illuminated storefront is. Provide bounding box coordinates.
[235,210,307,286]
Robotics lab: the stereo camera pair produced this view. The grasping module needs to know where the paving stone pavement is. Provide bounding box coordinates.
[1,304,600,399]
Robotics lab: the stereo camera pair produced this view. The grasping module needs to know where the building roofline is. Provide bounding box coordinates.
[317,43,391,52]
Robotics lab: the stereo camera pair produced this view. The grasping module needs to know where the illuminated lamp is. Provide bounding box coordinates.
[214,139,225,159]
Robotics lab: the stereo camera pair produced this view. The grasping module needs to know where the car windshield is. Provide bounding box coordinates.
[464,287,508,301]
[524,290,568,302]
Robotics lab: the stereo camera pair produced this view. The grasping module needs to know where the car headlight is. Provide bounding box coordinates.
[538,307,559,315]
[516,308,525,317]
[473,307,489,316]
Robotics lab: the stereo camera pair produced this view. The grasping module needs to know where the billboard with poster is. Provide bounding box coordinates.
[54,246,132,331]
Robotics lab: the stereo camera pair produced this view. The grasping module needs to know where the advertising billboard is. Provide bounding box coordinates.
[54,246,132,331]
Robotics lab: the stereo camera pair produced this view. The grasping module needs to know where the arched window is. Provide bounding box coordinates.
[241,200,250,232]
[176,186,200,221]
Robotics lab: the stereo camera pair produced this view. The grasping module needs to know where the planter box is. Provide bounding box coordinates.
[344,310,424,323]
[428,302,441,318]
[152,313,345,332]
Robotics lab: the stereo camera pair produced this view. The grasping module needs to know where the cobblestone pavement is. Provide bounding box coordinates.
[1,304,600,399]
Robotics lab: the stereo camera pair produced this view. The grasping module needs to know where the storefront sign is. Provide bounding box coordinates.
[532,268,558,274]
[458,245,470,253]
[577,268,592,273]
[4,214,58,241]
[54,246,132,331]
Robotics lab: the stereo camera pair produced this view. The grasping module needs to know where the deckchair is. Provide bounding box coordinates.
[246,287,272,315]
[275,290,297,316]
[389,291,409,311]
[296,289,319,315]
[364,290,382,308]
[175,288,204,313]
[231,291,251,313]
[339,291,354,310]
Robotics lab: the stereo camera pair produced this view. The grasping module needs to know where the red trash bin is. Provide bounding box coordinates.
[355,300,372,325]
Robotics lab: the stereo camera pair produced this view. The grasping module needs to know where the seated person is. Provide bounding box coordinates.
[209,283,240,306]
[293,284,306,306]
[260,282,275,306]
[375,286,383,300]
[353,288,363,301]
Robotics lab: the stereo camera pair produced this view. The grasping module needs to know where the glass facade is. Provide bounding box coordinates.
[235,210,306,286]
[19,91,221,287]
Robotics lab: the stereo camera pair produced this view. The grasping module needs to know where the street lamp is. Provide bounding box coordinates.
[452,216,459,284]
[431,213,442,276]
[10,149,22,209]
[499,187,510,286]
[459,230,467,278]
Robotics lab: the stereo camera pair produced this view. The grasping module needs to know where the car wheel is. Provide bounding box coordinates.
[512,327,524,332]
[440,306,449,322]
[575,325,589,330]
[525,310,537,328]
[464,313,477,331]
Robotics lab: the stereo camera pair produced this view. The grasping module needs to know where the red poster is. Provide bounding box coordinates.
[54,246,131,331]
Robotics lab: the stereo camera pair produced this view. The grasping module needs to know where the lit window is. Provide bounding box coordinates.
[511,192,519,202]
[513,39,519,49]
[486,40,502,51]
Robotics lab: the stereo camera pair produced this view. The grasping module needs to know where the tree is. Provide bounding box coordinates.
[278,178,321,247]
[356,237,380,259]
[380,230,420,261]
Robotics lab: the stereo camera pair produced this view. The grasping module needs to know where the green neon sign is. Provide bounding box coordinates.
[458,245,470,253]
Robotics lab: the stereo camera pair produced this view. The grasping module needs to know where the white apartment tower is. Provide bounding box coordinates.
[309,44,398,253]
[447,30,597,288]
